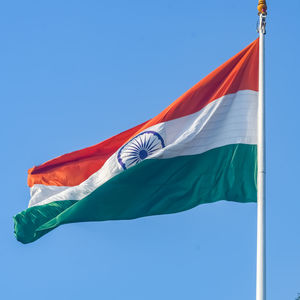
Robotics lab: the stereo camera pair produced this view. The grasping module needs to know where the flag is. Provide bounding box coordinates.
[14,38,259,244]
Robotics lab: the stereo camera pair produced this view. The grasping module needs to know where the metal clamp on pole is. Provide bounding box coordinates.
[257,14,266,35]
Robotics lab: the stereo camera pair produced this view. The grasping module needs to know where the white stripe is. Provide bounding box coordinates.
[29,90,258,207]
[30,185,69,205]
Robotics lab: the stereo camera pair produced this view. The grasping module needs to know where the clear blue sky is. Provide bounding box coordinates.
[1,1,299,299]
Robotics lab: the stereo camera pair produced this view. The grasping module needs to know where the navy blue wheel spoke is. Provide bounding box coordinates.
[147,141,160,152]
[135,137,143,149]
[126,144,140,152]
[142,134,148,148]
[146,139,156,150]
[148,147,160,154]
[127,159,139,167]
[144,137,152,149]
[125,152,139,158]
[126,156,139,162]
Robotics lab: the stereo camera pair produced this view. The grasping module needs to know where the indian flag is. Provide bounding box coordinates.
[14,38,259,244]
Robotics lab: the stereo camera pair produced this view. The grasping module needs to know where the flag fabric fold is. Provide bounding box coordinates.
[14,38,259,244]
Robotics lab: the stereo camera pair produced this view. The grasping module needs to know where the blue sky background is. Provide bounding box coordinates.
[1,1,299,299]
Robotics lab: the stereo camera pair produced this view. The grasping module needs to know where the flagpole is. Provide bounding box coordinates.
[256,1,267,300]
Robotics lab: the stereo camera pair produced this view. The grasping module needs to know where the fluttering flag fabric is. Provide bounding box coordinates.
[14,39,259,244]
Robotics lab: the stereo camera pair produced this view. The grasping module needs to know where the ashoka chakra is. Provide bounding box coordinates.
[117,131,165,170]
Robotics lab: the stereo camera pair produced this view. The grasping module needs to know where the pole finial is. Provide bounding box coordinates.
[257,0,267,15]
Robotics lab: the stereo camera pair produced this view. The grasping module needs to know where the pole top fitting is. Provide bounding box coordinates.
[257,0,267,15]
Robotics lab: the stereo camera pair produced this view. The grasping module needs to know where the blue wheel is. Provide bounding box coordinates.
[117,131,165,170]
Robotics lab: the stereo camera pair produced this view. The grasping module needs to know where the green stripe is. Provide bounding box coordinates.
[14,144,257,244]
[14,200,77,243]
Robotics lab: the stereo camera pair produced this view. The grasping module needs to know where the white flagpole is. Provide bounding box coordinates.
[256,1,267,300]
